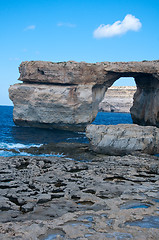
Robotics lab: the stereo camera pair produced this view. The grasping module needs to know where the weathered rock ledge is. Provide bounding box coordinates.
[9,60,159,130]
[18,60,159,84]
[86,124,159,155]
[1,152,159,239]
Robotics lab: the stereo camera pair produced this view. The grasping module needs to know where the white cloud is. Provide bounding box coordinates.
[24,25,36,31]
[93,14,142,38]
[57,22,76,28]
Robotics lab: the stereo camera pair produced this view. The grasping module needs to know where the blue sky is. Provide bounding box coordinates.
[1,0,159,105]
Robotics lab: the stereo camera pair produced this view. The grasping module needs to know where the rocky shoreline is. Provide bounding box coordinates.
[5,59,159,239]
[1,144,159,239]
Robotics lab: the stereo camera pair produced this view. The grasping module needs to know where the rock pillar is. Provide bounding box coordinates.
[130,74,159,127]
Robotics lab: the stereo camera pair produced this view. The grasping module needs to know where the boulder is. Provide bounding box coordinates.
[20,202,35,213]
[86,124,159,155]
[37,194,52,204]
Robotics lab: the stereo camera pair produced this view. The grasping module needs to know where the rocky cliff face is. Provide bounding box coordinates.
[9,60,159,130]
[130,75,159,127]
[9,83,106,131]
[99,86,136,113]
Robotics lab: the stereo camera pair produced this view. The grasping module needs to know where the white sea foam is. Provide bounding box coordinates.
[66,137,82,140]
[65,157,74,161]
[38,153,65,157]
[0,148,65,158]
[0,142,43,150]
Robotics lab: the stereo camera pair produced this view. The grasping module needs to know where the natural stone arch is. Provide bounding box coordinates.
[9,60,159,131]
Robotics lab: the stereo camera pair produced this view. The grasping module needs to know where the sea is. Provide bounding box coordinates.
[0,106,133,157]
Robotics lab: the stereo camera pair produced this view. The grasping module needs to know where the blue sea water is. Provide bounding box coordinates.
[0,106,132,157]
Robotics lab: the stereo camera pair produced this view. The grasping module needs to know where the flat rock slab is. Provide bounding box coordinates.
[1,154,159,239]
[86,124,159,155]
[18,60,159,84]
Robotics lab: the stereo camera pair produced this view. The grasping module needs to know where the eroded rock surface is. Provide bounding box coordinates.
[18,60,159,84]
[9,83,106,131]
[9,60,159,130]
[131,76,159,127]
[1,152,159,239]
[86,124,159,155]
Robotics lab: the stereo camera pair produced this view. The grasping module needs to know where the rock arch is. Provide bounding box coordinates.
[9,60,159,131]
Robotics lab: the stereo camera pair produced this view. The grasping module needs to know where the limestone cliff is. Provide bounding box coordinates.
[99,86,136,113]
[9,60,159,131]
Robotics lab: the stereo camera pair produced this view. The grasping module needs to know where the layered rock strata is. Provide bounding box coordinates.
[9,60,159,130]
[9,83,106,131]
[86,124,159,155]
[18,60,159,84]
[99,86,136,112]
[131,75,159,127]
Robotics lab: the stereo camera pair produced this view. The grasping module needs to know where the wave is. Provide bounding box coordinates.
[0,142,43,150]
[0,141,67,158]
[0,149,65,158]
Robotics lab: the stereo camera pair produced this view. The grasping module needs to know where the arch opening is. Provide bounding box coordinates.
[112,77,136,87]
[92,77,137,126]
[99,77,136,113]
